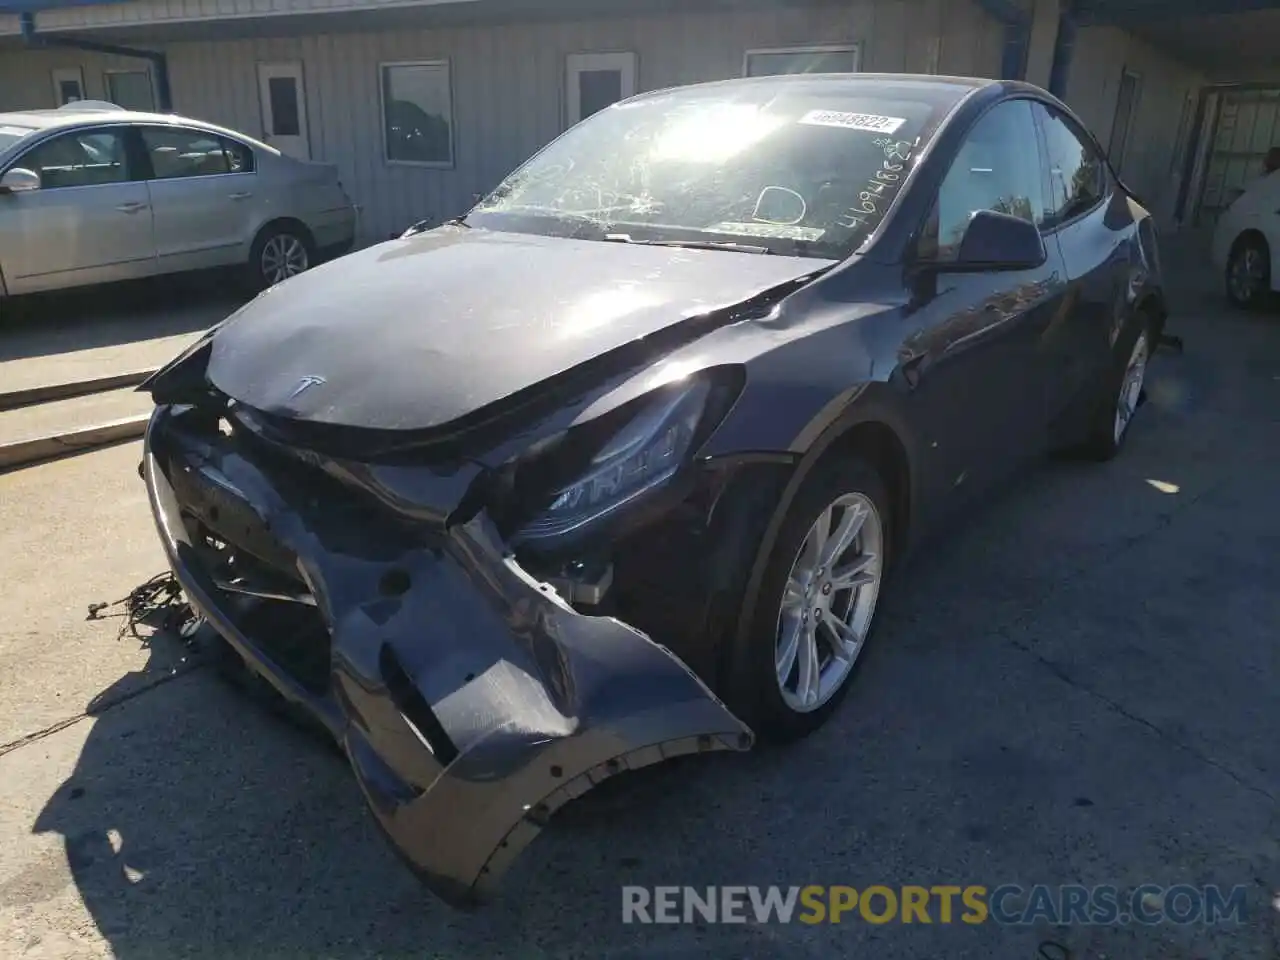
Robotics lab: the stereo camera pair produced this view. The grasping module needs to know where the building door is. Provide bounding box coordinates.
[51,67,85,106]
[565,52,636,126]
[257,62,311,159]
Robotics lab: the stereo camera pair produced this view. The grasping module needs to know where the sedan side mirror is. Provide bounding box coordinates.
[0,167,40,195]
[955,209,1046,270]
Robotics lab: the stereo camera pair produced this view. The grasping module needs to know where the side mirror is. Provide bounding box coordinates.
[0,167,40,195]
[955,209,1046,270]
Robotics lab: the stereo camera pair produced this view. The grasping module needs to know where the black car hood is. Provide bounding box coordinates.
[206,227,826,432]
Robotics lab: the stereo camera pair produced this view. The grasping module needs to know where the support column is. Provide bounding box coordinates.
[1048,4,1078,98]
[1024,0,1062,89]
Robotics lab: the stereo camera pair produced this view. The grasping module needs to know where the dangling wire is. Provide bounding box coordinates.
[86,571,203,644]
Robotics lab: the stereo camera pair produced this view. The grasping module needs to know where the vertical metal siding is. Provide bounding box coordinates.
[1065,25,1204,221]
[1199,89,1280,222]
[1,0,1008,240]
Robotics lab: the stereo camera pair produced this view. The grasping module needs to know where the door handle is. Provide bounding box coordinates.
[116,201,148,214]
[228,191,253,201]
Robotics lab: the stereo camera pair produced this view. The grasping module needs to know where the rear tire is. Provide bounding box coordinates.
[248,223,314,292]
[1080,312,1152,461]
[1225,234,1272,310]
[725,456,892,744]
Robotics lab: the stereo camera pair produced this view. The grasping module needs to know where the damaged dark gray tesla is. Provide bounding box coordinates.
[140,74,1167,907]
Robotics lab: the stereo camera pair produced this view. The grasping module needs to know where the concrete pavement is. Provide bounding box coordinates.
[0,286,1278,958]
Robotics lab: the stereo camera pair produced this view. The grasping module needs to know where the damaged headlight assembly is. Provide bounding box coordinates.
[508,368,743,547]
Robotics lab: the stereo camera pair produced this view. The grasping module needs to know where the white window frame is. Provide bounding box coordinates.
[103,68,155,111]
[50,67,85,106]
[378,59,456,169]
[742,44,862,78]
[565,51,638,127]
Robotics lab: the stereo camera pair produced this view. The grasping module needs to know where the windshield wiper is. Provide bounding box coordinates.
[602,234,772,255]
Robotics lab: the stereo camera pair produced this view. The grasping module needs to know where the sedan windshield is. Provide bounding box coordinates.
[468,78,964,259]
[0,124,37,153]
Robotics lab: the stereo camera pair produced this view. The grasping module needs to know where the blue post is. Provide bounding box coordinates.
[1002,19,1031,81]
[974,0,1032,81]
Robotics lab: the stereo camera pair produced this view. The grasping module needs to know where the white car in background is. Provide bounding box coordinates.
[0,102,357,296]
[1211,168,1280,309]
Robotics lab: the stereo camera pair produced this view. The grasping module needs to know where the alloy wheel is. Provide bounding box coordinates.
[1229,246,1266,304]
[774,492,884,713]
[1113,329,1149,444]
[261,234,310,285]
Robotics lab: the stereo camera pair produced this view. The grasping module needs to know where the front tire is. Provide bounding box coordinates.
[1226,234,1272,310]
[726,456,891,743]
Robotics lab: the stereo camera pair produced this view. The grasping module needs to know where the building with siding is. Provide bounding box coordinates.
[0,0,1277,243]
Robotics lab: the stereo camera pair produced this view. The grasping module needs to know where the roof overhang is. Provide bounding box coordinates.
[1072,0,1280,72]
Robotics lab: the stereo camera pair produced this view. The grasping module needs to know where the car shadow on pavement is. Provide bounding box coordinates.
[25,618,808,959]
[0,273,246,365]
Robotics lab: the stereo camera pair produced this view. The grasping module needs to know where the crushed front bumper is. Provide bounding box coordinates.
[142,404,752,907]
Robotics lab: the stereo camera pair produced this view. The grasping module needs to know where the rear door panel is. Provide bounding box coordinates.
[139,125,259,272]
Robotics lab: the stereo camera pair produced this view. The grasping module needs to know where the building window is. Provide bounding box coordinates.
[743,45,860,78]
[105,70,154,111]
[380,60,454,166]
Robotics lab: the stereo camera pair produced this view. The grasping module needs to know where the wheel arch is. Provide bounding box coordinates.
[1230,227,1270,255]
[1225,227,1275,302]
[251,216,317,253]
[717,387,921,696]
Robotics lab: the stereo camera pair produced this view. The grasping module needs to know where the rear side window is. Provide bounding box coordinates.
[1038,105,1107,226]
[139,126,256,179]
[17,129,131,188]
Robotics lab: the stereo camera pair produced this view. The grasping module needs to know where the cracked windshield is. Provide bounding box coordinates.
[469,85,948,259]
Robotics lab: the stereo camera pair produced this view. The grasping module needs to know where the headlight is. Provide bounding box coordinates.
[514,375,719,542]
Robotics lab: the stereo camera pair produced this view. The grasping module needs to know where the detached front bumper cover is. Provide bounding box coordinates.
[142,405,753,907]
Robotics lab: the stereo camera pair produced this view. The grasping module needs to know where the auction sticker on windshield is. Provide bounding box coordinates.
[798,110,907,134]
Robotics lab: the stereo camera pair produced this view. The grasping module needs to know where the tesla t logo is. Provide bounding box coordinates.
[288,375,326,400]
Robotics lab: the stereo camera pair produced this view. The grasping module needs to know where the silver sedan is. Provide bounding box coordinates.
[0,102,357,295]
